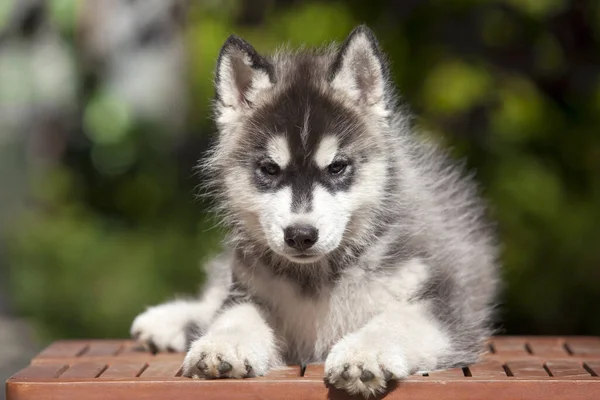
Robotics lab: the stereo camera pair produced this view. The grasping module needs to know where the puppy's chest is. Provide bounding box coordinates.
[233,257,428,361]
[247,267,402,361]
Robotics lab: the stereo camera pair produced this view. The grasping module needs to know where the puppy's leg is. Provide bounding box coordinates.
[130,298,222,353]
[325,302,452,398]
[182,303,280,378]
[131,254,232,352]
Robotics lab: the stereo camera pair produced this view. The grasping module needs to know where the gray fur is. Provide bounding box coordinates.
[131,25,499,397]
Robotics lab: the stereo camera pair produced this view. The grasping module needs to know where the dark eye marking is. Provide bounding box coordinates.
[327,159,348,175]
[318,155,355,193]
[259,160,281,176]
[253,159,284,191]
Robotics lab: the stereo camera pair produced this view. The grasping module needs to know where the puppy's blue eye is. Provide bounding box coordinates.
[328,160,348,175]
[260,162,280,176]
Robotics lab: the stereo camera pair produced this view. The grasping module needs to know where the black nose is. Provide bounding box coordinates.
[284,225,319,251]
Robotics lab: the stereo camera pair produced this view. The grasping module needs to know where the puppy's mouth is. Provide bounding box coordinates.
[285,252,323,264]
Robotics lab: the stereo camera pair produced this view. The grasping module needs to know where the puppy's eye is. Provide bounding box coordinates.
[260,162,281,176]
[328,160,348,175]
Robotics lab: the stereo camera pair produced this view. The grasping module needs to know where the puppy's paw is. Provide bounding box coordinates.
[130,302,199,353]
[182,335,270,379]
[325,335,408,398]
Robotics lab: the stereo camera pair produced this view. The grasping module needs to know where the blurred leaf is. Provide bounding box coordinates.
[595,79,600,113]
[84,91,133,145]
[492,155,563,220]
[504,0,566,19]
[29,166,81,206]
[481,9,517,47]
[115,174,167,219]
[534,34,565,76]
[48,0,80,35]
[490,76,548,143]
[7,202,221,339]
[422,59,492,115]
[0,0,14,32]
[91,140,136,176]
[270,2,354,46]
[187,17,231,123]
[0,46,34,104]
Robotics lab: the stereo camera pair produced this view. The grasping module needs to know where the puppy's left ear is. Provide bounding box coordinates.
[215,35,275,112]
[328,25,388,107]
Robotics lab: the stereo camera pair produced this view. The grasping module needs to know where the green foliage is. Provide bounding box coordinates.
[422,60,493,115]
[48,0,80,35]
[7,167,223,339]
[4,0,600,342]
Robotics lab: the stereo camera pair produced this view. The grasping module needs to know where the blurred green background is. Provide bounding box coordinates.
[1,0,599,347]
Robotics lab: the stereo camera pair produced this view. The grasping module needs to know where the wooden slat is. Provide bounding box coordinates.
[6,378,600,400]
[7,337,600,400]
[60,362,107,379]
[468,360,509,379]
[305,363,469,380]
[83,341,124,356]
[117,341,147,356]
[10,364,68,380]
[427,367,466,378]
[545,361,591,378]
[566,338,600,356]
[527,337,569,357]
[584,361,600,377]
[98,362,147,378]
[491,337,529,357]
[140,361,182,378]
[34,341,89,359]
[506,361,550,377]
[31,353,183,366]
[256,366,302,379]
[302,364,325,379]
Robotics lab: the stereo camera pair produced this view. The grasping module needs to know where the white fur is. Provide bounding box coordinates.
[217,52,272,111]
[267,136,291,168]
[256,180,378,262]
[325,303,450,396]
[240,258,434,363]
[260,184,351,259]
[215,55,241,109]
[331,33,385,107]
[314,135,338,169]
[182,303,280,378]
[253,141,388,263]
[131,300,217,352]
[303,186,350,254]
[247,68,272,103]
[256,186,293,255]
[133,253,442,389]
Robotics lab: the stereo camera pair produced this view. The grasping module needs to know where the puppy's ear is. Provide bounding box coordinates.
[215,35,275,114]
[328,25,388,107]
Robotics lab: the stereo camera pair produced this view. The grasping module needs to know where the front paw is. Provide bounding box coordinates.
[130,302,198,353]
[182,335,270,379]
[325,336,408,398]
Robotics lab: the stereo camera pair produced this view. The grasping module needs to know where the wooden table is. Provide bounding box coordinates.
[6,336,600,399]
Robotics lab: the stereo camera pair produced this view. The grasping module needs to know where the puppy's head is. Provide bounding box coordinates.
[208,26,394,264]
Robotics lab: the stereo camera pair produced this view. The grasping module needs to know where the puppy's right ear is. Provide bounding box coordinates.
[215,35,275,116]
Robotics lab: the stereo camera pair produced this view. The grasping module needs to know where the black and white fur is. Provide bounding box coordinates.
[131,26,499,397]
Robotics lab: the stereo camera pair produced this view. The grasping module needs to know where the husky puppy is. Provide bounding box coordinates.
[131,25,499,397]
